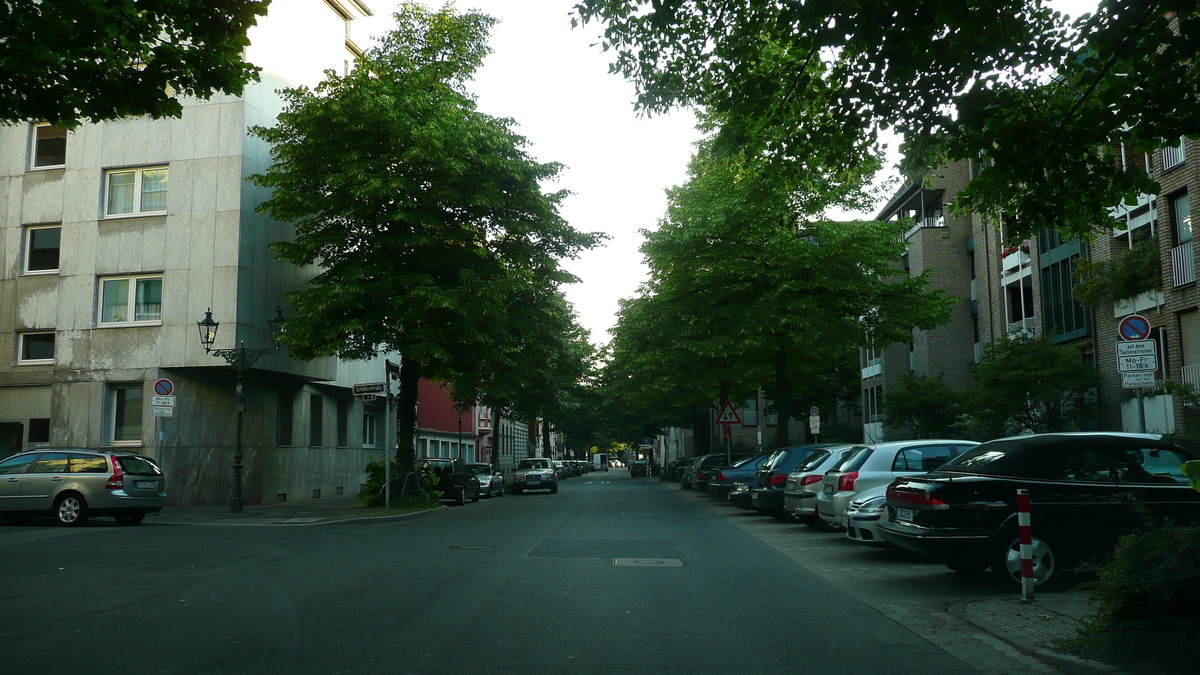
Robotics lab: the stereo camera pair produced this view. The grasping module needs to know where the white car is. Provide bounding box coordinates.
[514,458,558,494]
[843,484,890,546]
[467,463,504,498]
[782,446,854,528]
[817,440,979,530]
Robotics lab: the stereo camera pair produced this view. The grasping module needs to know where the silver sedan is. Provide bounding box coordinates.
[467,463,504,498]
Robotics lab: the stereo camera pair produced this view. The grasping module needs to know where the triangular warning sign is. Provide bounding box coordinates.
[715,400,742,424]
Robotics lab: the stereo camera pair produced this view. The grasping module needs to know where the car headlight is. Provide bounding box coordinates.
[854,496,886,512]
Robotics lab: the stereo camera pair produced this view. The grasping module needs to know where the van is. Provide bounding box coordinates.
[593,453,609,471]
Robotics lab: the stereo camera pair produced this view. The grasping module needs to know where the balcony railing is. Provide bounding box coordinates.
[1163,140,1186,170]
[1182,366,1200,405]
[1172,241,1195,286]
[1006,317,1035,335]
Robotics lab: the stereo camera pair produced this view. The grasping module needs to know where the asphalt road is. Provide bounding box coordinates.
[1,472,1009,675]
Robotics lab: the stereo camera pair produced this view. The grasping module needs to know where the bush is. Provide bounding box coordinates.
[1068,524,1200,672]
[356,457,440,508]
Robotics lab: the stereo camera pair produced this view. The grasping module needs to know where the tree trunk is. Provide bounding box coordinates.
[395,354,420,471]
[774,345,791,448]
[528,418,538,458]
[492,405,503,468]
[542,417,553,459]
[719,381,730,463]
[692,404,711,455]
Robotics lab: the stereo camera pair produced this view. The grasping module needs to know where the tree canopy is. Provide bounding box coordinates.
[1,0,269,126]
[250,3,602,466]
[573,0,1200,241]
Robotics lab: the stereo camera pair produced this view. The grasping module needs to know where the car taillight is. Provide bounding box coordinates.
[800,474,822,486]
[886,488,950,509]
[714,471,726,482]
[768,474,787,488]
[106,456,125,490]
[837,471,858,492]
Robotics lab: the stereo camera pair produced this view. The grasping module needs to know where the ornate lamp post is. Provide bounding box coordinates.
[197,307,285,513]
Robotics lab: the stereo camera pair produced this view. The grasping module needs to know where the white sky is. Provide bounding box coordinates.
[358,0,1099,347]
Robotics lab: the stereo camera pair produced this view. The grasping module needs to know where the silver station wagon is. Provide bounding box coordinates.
[0,450,167,526]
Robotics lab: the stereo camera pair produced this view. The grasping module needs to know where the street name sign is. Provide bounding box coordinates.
[1122,372,1156,388]
[353,382,386,395]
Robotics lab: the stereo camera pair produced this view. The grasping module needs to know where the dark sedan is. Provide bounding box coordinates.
[878,433,1200,588]
[708,454,771,499]
[749,444,840,518]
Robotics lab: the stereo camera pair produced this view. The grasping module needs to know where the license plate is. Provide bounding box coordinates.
[896,508,915,522]
[823,483,834,496]
[135,480,156,489]
[528,478,540,484]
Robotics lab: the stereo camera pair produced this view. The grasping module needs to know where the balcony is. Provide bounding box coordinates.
[1182,365,1200,405]
[1006,317,1035,336]
[1172,241,1195,286]
[1163,140,1186,171]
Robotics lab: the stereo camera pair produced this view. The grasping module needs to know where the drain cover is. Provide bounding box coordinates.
[452,545,501,550]
[613,558,684,567]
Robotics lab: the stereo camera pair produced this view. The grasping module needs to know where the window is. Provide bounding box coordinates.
[104,166,168,216]
[277,391,294,446]
[362,414,378,447]
[98,275,162,325]
[336,400,349,447]
[1172,193,1192,245]
[0,454,36,475]
[31,453,68,474]
[24,225,60,273]
[27,418,50,445]
[31,123,66,168]
[69,454,108,473]
[309,394,323,447]
[892,445,954,472]
[110,385,143,444]
[18,332,55,364]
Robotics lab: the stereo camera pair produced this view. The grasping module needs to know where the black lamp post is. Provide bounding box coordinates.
[197,307,285,513]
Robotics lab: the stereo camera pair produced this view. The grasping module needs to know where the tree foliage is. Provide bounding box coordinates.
[250,3,601,466]
[573,0,1200,241]
[1,0,269,126]
[883,373,964,439]
[970,333,1101,434]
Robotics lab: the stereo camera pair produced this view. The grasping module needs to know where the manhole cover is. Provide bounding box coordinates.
[452,545,501,550]
[613,558,684,567]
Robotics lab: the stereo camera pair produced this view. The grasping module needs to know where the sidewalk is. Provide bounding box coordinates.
[949,591,1124,675]
[145,495,445,526]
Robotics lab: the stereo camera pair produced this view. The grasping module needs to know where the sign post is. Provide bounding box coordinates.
[808,405,820,443]
[1117,315,1155,434]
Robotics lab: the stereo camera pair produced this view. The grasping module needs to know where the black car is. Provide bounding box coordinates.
[749,444,839,518]
[424,458,481,505]
[878,433,1200,588]
[629,460,650,477]
[707,454,771,499]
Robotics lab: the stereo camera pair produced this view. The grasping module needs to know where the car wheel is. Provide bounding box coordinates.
[114,513,145,526]
[55,494,89,526]
[992,534,1061,588]
[455,488,467,506]
[550,483,559,494]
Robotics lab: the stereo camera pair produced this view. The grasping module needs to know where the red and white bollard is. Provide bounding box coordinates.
[1017,488,1035,602]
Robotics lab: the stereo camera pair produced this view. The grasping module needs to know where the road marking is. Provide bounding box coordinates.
[613,558,684,567]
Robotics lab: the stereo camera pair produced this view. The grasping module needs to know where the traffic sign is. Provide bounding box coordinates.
[1118,314,1151,341]
[1117,354,1158,372]
[153,378,174,396]
[360,394,378,402]
[809,416,821,434]
[722,425,732,439]
[715,400,742,425]
[152,406,174,417]
[809,406,819,417]
[353,382,386,395]
[1122,372,1156,388]
[1116,340,1157,357]
[151,395,176,407]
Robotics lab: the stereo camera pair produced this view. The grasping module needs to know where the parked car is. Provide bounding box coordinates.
[466,463,504,498]
[552,460,567,478]
[817,439,978,530]
[514,458,559,494]
[843,484,890,546]
[728,482,755,509]
[629,460,650,477]
[664,457,693,481]
[707,454,771,499]
[425,458,481,505]
[0,449,167,526]
[594,453,610,471]
[879,432,1200,588]
[783,445,855,528]
[693,453,751,491]
[751,444,841,519]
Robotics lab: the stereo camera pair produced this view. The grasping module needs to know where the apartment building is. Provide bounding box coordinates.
[0,1,404,505]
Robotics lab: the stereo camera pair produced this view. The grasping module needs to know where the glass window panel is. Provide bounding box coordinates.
[113,387,143,442]
[1175,193,1192,243]
[27,418,50,444]
[107,172,135,215]
[140,169,168,212]
[27,227,61,271]
[34,125,66,167]
[31,453,68,474]
[101,279,129,323]
[21,333,54,361]
[69,454,109,473]
[0,455,36,475]
[134,278,162,321]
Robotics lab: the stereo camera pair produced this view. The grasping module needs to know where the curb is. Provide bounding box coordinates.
[148,505,447,527]
[947,601,1126,675]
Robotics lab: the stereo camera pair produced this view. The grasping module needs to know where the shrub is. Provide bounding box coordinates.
[356,457,440,508]
[1068,524,1200,672]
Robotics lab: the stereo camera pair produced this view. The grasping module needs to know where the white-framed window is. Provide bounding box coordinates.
[23,224,61,274]
[30,123,66,169]
[109,384,144,445]
[98,275,163,326]
[104,166,168,217]
[17,332,55,365]
[362,414,378,447]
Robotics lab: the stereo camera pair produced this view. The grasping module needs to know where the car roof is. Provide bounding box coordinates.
[857,439,980,450]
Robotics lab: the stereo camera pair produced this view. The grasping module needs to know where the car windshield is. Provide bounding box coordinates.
[518,460,550,470]
[467,464,490,474]
[117,456,161,475]
[830,447,870,472]
[938,440,1027,475]
[793,449,831,473]
[731,454,764,469]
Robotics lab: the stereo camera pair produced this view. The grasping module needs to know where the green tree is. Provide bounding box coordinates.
[883,373,964,439]
[250,3,600,470]
[971,334,1101,434]
[573,1,1200,242]
[1,0,270,126]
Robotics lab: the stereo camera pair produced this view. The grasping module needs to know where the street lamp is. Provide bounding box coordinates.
[197,306,285,513]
